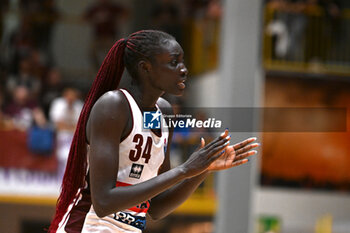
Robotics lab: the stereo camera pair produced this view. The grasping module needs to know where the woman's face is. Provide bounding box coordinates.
[148,39,188,96]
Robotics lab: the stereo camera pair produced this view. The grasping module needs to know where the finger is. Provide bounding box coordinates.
[203,130,229,149]
[234,150,257,161]
[195,137,206,151]
[233,137,257,150]
[208,134,231,150]
[232,158,249,167]
[221,129,229,138]
[201,137,205,148]
[235,143,259,155]
[206,134,231,153]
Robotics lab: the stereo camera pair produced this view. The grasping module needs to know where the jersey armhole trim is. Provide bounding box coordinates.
[122,88,163,138]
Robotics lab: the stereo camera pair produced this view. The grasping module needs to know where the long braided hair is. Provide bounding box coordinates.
[49,30,174,232]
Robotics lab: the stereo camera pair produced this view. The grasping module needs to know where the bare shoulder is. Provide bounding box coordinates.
[90,90,129,119]
[87,90,129,141]
[157,97,174,116]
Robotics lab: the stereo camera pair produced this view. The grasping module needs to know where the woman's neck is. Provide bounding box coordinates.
[128,84,163,110]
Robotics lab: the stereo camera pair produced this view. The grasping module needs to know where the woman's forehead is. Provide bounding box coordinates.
[159,39,184,55]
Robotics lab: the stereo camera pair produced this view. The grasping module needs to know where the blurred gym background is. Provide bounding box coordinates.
[0,0,349,232]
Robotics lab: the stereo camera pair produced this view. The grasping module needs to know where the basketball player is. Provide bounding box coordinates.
[49,30,259,232]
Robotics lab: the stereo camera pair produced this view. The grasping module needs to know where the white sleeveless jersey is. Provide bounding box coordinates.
[57,89,169,233]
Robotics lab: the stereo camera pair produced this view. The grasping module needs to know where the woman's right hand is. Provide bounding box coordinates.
[180,130,231,178]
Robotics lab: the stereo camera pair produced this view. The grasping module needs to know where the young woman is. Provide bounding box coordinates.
[49,30,258,233]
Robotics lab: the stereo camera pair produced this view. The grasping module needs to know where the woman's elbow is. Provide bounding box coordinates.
[92,199,110,218]
[147,209,166,221]
[93,205,108,218]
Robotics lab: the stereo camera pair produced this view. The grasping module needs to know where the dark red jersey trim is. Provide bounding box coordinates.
[64,189,91,233]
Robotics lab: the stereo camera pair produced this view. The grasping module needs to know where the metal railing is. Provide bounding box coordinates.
[263,6,350,76]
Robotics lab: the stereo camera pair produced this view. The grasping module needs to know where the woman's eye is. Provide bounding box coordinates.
[171,60,178,66]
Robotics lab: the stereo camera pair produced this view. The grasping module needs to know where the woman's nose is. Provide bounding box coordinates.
[180,65,188,76]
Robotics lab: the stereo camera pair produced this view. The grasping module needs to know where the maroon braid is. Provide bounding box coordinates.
[48,38,127,232]
[49,30,174,232]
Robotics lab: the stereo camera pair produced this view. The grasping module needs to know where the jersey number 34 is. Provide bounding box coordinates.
[129,134,152,163]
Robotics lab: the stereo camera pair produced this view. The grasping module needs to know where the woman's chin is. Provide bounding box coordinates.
[173,89,185,96]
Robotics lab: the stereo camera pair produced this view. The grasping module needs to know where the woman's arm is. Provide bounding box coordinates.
[87,91,230,218]
[148,136,210,220]
[148,135,258,220]
[148,99,258,220]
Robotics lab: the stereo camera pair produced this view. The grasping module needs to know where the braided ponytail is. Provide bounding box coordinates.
[49,38,127,232]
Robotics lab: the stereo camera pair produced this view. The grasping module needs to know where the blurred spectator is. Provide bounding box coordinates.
[151,0,183,44]
[29,0,60,61]
[266,0,307,60]
[32,107,49,128]
[3,0,57,72]
[6,56,41,97]
[19,0,59,58]
[3,85,38,131]
[49,87,83,178]
[84,0,128,70]
[266,17,289,58]
[28,107,55,155]
[7,18,35,73]
[207,0,222,20]
[29,48,48,81]
[40,67,64,118]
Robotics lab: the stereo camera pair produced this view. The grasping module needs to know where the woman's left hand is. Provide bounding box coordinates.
[207,137,259,171]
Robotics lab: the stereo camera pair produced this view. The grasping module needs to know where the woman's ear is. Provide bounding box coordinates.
[138,60,151,75]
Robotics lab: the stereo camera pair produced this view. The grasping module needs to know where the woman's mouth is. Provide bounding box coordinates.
[177,79,186,89]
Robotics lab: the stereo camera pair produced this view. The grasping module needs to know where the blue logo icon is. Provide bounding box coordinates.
[143,110,161,129]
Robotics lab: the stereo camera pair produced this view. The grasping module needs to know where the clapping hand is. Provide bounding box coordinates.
[206,130,259,171]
